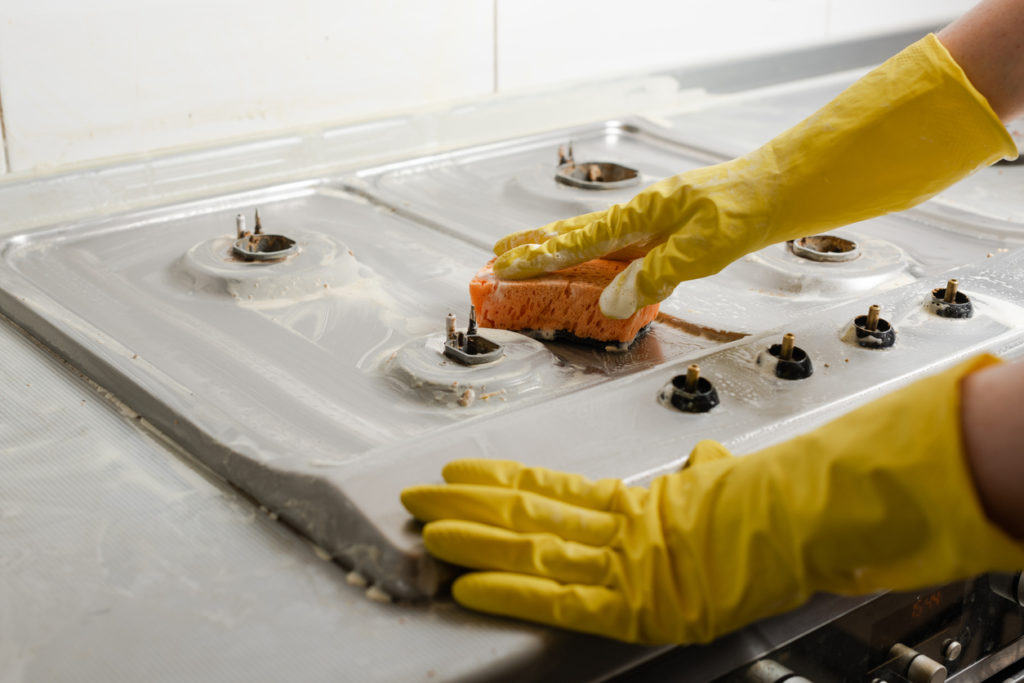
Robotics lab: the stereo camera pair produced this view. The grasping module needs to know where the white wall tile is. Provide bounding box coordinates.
[0,0,494,172]
[496,0,829,93]
[826,0,978,41]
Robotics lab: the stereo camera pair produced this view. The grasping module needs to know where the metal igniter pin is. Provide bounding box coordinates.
[254,209,263,235]
[235,213,246,238]
[943,279,958,304]
[684,364,700,393]
[558,142,574,166]
[866,305,880,332]
[446,313,457,341]
[780,333,795,361]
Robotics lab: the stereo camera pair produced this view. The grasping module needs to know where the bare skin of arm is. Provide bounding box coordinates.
[938,0,1024,121]
[936,1,1024,540]
[961,361,1024,539]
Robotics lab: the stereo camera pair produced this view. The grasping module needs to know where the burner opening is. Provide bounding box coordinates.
[443,307,504,366]
[231,210,299,262]
[789,235,859,262]
[554,143,640,191]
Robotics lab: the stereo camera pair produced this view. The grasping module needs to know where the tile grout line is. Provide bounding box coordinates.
[0,77,9,173]
[492,0,499,94]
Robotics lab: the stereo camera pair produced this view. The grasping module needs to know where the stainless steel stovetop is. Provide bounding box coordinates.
[2,29,1023,682]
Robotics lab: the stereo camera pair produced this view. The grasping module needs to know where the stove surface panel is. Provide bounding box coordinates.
[350,120,721,251]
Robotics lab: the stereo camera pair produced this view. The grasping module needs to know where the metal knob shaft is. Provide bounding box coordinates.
[744,658,813,683]
[889,643,947,683]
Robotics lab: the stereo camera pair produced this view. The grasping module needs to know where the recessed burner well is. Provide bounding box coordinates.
[789,234,859,262]
[554,143,640,191]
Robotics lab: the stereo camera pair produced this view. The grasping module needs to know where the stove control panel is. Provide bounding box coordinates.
[703,575,1024,683]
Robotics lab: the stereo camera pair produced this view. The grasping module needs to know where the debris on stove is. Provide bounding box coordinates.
[759,332,813,380]
[788,234,860,263]
[662,364,719,413]
[443,307,504,366]
[929,278,973,319]
[554,141,640,191]
[232,209,298,262]
[851,304,896,349]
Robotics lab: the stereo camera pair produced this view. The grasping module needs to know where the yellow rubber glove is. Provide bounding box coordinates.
[401,355,1024,645]
[492,35,1017,319]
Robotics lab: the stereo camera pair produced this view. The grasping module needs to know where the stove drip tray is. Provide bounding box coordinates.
[177,226,359,303]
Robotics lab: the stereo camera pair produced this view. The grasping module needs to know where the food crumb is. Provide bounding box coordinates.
[823,363,830,368]
[987,253,993,258]
[844,358,849,363]
[365,585,391,603]
[458,388,475,407]
[346,571,368,588]
[311,544,332,561]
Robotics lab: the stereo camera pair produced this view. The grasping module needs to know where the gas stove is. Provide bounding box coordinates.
[2,31,1023,682]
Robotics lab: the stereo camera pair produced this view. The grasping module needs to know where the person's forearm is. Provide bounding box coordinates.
[938,0,1024,121]
[961,360,1024,539]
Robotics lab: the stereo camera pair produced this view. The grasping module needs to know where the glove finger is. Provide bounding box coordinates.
[452,572,637,643]
[683,440,734,470]
[493,209,609,256]
[401,483,620,546]
[597,259,647,319]
[600,220,745,318]
[441,459,642,512]
[423,519,617,586]
[493,202,649,281]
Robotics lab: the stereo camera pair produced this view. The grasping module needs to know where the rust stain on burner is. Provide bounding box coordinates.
[654,313,748,343]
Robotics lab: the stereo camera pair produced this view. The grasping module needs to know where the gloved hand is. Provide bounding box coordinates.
[401,355,1024,644]
[492,35,1017,319]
